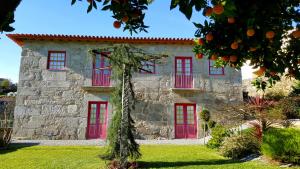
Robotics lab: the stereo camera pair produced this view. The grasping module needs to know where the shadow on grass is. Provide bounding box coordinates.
[138,159,241,168]
[0,142,39,154]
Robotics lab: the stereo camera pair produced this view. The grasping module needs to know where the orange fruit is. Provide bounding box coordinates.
[247,28,255,37]
[260,67,266,72]
[122,16,129,23]
[292,30,300,38]
[194,38,204,45]
[213,4,224,15]
[196,53,204,59]
[229,55,238,62]
[228,17,235,24]
[231,42,238,50]
[198,39,204,45]
[211,54,218,60]
[113,21,121,29]
[253,67,266,77]
[221,56,229,62]
[206,33,213,41]
[266,31,275,39]
[205,7,213,16]
[249,47,257,52]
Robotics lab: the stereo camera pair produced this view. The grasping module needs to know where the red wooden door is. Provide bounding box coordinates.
[87,101,108,139]
[93,53,111,86]
[175,103,197,139]
[175,57,193,88]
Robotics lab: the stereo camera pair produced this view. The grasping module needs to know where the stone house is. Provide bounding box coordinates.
[7,34,242,140]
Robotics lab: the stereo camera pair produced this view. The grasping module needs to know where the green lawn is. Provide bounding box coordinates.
[0,144,298,169]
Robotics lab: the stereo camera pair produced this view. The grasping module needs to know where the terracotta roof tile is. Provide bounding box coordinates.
[6,34,194,46]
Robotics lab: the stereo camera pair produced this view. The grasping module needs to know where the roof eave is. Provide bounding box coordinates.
[6,34,194,47]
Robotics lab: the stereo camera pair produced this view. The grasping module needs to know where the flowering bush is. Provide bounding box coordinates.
[220,134,261,160]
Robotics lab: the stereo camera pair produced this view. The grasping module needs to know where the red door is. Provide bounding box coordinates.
[93,53,111,86]
[175,57,193,88]
[175,103,197,139]
[87,101,108,139]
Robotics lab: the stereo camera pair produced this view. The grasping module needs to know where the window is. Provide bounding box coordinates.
[90,104,97,125]
[47,51,66,70]
[209,60,224,75]
[140,61,155,74]
[176,105,184,124]
[187,106,195,124]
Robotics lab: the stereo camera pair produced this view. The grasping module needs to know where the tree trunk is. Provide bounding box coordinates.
[120,65,130,168]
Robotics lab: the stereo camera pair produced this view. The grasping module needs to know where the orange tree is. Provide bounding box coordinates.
[0,0,21,33]
[70,0,300,89]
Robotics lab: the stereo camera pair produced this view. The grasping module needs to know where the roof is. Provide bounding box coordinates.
[6,34,194,46]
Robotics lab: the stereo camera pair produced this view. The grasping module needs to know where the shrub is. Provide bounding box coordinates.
[200,109,210,122]
[266,96,300,128]
[107,159,138,169]
[0,128,12,148]
[289,81,300,96]
[208,120,216,129]
[262,128,300,164]
[276,97,300,119]
[0,100,14,148]
[207,125,231,149]
[220,134,260,159]
[265,89,286,101]
[248,121,263,142]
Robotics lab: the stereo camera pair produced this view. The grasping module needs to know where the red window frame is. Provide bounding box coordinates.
[174,103,197,139]
[209,60,224,76]
[174,56,193,88]
[86,101,108,139]
[47,51,66,70]
[92,52,111,86]
[140,60,156,74]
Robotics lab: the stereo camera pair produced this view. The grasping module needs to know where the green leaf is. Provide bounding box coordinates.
[102,5,110,11]
[87,4,93,13]
[92,1,97,9]
[170,0,180,10]
[194,0,206,11]
[179,4,192,20]
[103,0,110,5]
[193,22,203,28]
[71,0,76,5]
[204,20,208,27]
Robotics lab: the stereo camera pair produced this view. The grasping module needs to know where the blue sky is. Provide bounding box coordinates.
[0,0,252,82]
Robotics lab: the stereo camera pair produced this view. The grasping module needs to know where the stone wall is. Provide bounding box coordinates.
[14,40,242,140]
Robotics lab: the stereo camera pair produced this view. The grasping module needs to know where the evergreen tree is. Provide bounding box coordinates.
[91,44,166,168]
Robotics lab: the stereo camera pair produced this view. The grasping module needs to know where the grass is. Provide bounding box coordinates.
[262,128,300,164]
[0,144,298,169]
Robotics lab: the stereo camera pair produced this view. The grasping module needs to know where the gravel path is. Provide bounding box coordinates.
[10,122,256,146]
[11,137,211,146]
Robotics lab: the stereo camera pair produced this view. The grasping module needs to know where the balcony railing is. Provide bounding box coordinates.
[92,69,111,87]
[174,73,194,88]
[89,70,205,91]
